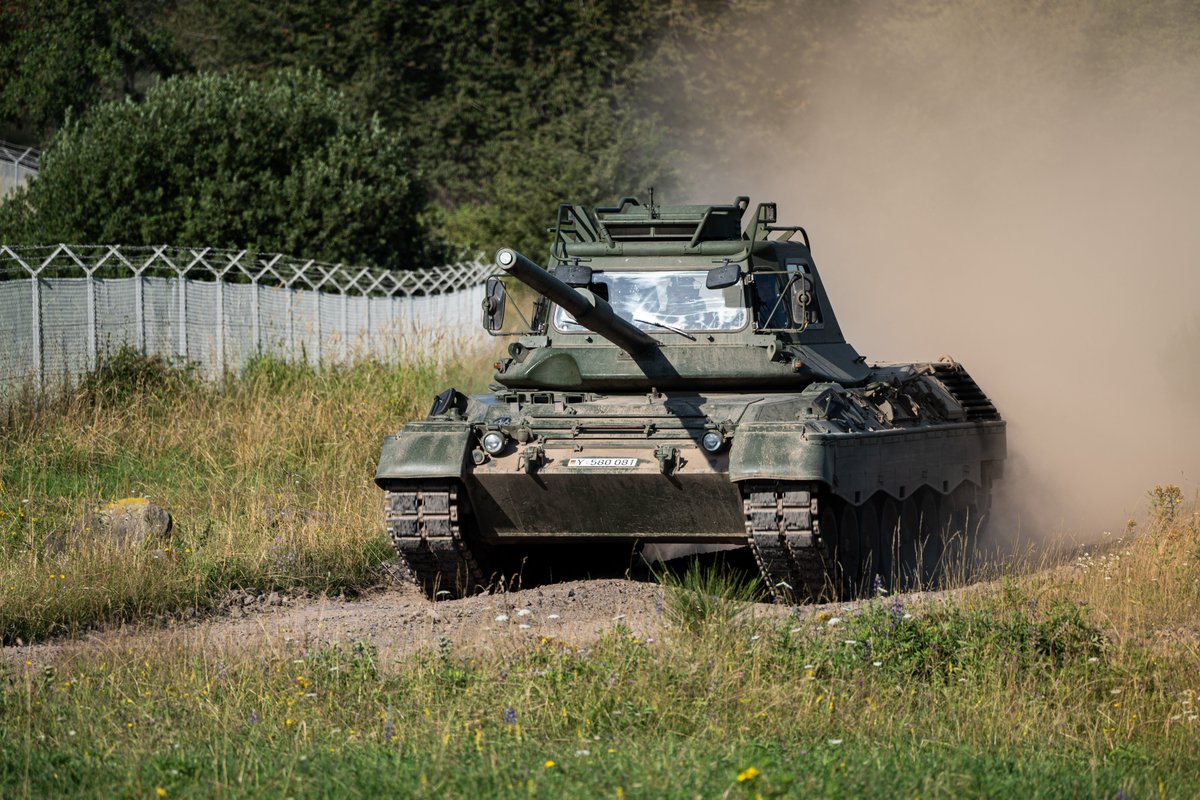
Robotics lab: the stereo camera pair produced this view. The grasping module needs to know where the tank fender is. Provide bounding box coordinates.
[728,422,1004,503]
[374,423,472,487]
[728,424,831,485]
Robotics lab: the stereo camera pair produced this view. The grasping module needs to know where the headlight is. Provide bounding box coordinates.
[701,431,724,453]
[481,431,507,454]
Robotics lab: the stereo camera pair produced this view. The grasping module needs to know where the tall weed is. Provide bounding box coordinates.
[659,557,762,635]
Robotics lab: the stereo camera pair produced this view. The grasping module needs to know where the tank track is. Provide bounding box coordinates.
[742,481,828,603]
[385,483,488,599]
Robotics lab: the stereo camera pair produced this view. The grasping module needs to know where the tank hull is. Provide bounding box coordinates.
[376,363,1005,601]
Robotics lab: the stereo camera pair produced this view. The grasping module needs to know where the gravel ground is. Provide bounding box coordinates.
[1,564,975,669]
[0,577,708,668]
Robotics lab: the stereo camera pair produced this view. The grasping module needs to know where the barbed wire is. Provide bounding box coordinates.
[0,244,494,296]
[0,139,39,171]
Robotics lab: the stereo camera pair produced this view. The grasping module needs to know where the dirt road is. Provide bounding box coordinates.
[4,577,768,667]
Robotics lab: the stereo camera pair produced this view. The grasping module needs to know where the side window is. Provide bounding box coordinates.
[753,260,823,330]
[754,272,789,329]
[787,260,823,329]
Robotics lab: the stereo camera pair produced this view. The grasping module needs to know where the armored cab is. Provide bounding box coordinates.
[375,197,1006,601]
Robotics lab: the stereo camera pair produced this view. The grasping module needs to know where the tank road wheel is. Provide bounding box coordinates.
[895,494,921,592]
[940,484,974,587]
[385,483,492,600]
[916,490,944,590]
[835,502,863,599]
[964,480,993,555]
[857,497,884,597]
[816,506,844,599]
[878,497,901,595]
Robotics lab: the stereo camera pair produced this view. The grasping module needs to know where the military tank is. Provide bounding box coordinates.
[375,196,1005,602]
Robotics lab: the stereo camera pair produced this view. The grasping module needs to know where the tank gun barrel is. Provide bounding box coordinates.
[495,248,657,355]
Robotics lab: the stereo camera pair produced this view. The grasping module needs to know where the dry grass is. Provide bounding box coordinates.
[0,346,495,642]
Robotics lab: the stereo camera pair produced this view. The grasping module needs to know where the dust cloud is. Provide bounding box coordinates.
[680,0,1200,535]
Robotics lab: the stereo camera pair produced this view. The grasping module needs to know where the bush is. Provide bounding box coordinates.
[0,69,428,268]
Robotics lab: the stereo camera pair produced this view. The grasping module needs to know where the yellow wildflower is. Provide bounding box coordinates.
[737,767,760,782]
[544,760,555,769]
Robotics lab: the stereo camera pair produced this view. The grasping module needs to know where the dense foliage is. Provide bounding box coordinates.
[0,71,426,267]
[159,0,686,255]
[0,0,178,138]
[0,0,692,260]
[3,0,1198,262]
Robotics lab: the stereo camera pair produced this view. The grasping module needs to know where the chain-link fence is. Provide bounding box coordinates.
[0,140,39,199]
[0,244,495,399]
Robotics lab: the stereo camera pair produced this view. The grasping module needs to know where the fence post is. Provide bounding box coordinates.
[30,268,43,392]
[131,266,143,352]
[251,279,260,355]
[286,289,295,362]
[388,294,397,363]
[340,291,349,364]
[177,270,188,359]
[314,290,322,367]
[364,292,371,359]
[215,277,225,377]
[86,269,97,372]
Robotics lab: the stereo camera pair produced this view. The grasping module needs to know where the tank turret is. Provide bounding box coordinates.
[483,198,872,391]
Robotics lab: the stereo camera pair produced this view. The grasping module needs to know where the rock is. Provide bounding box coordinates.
[267,591,282,607]
[101,498,172,548]
[47,498,173,553]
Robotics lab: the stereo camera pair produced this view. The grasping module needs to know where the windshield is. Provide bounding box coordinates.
[553,270,746,333]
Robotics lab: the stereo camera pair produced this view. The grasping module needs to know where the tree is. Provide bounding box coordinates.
[160,0,688,256]
[0,70,428,268]
[0,0,179,140]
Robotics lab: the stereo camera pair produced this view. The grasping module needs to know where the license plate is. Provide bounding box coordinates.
[566,457,639,468]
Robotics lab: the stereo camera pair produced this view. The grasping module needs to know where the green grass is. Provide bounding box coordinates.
[2,567,1198,798]
[2,352,1199,797]
[0,348,494,643]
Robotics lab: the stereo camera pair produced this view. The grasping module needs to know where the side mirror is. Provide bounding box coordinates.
[482,276,506,332]
[428,387,468,419]
[706,263,742,290]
